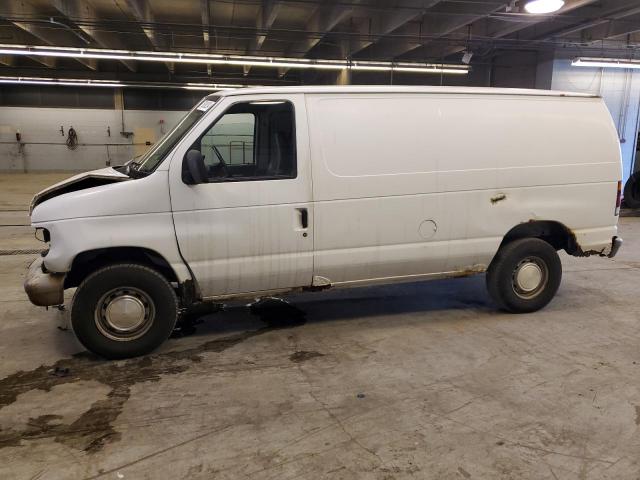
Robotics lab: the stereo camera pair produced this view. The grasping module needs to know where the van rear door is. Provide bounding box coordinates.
[168,94,313,298]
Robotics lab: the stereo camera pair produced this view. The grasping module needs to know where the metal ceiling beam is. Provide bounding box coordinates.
[11,42,57,68]
[422,0,598,62]
[0,2,95,70]
[244,0,282,75]
[277,1,359,77]
[50,0,136,71]
[297,2,355,55]
[124,0,160,47]
[250,0,281,53]
[363,2,504,61]
[201,0,212,76]
[362,4,504,58]
[346,0,442,58]
[487,0,598,38]
[278,0,440,71]
[500,0,640,48]
[1,24,57,68]
[599,12,640,39]
[124,0,174,73]
[559,5,640,41]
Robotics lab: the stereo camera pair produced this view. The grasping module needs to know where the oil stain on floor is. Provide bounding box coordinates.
[0,305,308,454]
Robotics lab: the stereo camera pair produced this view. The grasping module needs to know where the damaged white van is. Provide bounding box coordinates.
[25,86,622,359]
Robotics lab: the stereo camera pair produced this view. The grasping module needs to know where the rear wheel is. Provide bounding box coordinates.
[624,171,640,209]
[71,264,178,359]
[486,238,561,313]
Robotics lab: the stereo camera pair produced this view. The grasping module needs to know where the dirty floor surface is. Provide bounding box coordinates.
[1,172,639,479]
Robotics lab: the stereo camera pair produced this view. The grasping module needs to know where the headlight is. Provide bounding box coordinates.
[34,228,50,243]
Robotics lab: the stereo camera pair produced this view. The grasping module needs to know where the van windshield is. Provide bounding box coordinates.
[134,96,219,173]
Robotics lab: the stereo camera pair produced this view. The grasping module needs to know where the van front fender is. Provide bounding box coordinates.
[34,213,192,284]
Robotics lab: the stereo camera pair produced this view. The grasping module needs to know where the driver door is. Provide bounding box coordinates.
[168,94,313,298]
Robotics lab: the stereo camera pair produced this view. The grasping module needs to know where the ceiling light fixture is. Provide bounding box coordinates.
[524,0,564,14]
[350,60,468,74]
[0,76,246,90]
[0,44,469,75]
[571,57,640,69]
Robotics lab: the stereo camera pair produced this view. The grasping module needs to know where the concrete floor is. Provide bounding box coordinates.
[1,172,640,480]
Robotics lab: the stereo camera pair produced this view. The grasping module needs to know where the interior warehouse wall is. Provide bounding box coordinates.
[0,85,206,172]
[551,58,640,186]
[0,107,186,171]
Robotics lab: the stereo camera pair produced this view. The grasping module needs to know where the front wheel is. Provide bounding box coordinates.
[486,238,562,313]
[71,264,178,359]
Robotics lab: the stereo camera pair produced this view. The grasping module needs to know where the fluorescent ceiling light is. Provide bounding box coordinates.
[0,77,123,88]
[0,76,245,90]
[0,44,469,75]
[571,57,640,69]
[349,61,468,74]
[524,0,564,14]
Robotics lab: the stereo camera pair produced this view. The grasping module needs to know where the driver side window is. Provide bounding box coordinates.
[201,113,255,176]
[192,100,296,182]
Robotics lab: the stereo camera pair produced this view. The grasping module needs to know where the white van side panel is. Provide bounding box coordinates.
[306,93,621,285]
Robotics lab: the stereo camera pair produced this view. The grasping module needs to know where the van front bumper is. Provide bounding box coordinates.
[24,257,66,307]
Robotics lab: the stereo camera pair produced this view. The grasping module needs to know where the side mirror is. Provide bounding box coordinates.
[182,149,208,185]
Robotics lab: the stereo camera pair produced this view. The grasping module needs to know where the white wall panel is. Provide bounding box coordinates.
[551,58,640,185]
[0,107,185,171]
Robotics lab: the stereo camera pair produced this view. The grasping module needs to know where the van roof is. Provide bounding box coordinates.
[211,85,596,99]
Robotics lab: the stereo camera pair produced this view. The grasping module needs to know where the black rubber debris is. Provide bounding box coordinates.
[51,367,70,377]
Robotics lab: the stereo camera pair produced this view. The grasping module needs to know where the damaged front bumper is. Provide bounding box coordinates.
[24,257,66,306]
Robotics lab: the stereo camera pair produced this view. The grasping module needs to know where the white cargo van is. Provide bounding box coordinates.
[24,86,622,359]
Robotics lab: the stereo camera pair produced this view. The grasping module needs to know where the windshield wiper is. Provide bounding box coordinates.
[126,161,150,179]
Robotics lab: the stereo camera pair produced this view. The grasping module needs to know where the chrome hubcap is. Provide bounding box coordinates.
[95,287,155,341]
[512,257,548,299]
[105,295,146,332]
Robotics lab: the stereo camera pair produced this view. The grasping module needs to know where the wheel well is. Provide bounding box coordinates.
[64,247,179,289]
[500,221,578,255]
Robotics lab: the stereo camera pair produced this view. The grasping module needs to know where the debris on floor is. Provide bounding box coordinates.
[289,350,324,363]
[50,366,70,377]
[250,297,307,326]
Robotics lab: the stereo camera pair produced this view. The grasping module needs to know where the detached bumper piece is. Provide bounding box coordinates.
[24,257,66,306]
[608,236,622,258]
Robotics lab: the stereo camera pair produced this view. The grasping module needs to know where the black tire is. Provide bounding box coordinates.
[624,172,640,209]
[71,264,178,359]
[486,238,562,313]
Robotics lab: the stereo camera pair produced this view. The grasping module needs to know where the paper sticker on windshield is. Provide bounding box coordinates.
[197,100,215,112]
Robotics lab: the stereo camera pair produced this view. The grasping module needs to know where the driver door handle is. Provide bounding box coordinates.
[297,208,308,229]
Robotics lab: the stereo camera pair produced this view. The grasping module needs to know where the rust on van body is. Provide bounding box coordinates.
[490,193,506,204]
